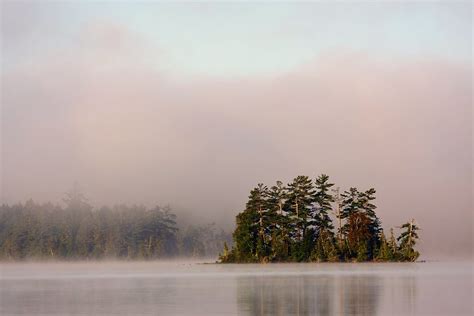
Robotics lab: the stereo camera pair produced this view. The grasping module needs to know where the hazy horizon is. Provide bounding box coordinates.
[1,1,472,259]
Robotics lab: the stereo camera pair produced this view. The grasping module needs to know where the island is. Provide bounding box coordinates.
[219,174,420,263]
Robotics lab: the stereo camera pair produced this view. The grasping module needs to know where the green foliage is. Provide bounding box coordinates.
[285,176,316,241]
[397,220,420,262]
[376,232,394,261]
[345,212,371,258]
[222,174,420,263]
[269,229,289,261]
[314,174,335,233]
[356,242,368,262]
[232,207,259,262]
[340,188,381,260]
[311,229,338,262]
[291,229,315,262]
[388,228,400,260]
[0,200,185,260]
[0,191,232,260]
[219,242,235,263]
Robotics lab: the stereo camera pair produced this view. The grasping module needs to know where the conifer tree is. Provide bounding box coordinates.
[340,187,381,260]
[285,176,316,241]
[232,206,258,262]
[346,212,371,259]
[311,229,338,262]
[285,176,316,260]
[358,188,382,259]
[397,219,420,262]
[312,174,337,261]
[340,187,360,237]
[254,184,270,260]
[356,241,368,262]
[267,181,286,216]
[389,228,399,260]
[377,231,393,261]
[340,187,361,258]
[219,242,234,263]
[314,174,335,234]
[233,184,270,261]
[266,181,287,236]
[267,181,289,261]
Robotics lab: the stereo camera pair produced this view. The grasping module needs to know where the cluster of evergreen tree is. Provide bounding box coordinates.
[220,174,420,263]
[0,187,232,260]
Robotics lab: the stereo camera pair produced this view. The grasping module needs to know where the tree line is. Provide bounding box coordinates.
[220,174,420,263]
[0,187,231,260]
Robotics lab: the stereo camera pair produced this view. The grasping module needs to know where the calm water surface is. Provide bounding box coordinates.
[1,261,472,315]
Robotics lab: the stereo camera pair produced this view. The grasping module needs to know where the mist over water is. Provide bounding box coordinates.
[1,261,472,315]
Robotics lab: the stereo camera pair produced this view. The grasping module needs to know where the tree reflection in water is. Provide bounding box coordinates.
[237,274,390,316]
[341,276,381,316]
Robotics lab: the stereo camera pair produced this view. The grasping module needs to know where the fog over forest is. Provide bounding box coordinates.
[1,2,472,259]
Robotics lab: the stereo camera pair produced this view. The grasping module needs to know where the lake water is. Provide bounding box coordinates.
[0,261,472,315]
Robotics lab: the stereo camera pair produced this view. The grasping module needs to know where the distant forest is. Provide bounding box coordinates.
[0,187,232,260]
[220,174,420,263]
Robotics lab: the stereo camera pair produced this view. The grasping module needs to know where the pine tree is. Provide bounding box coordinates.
[250,184,270,261]
[358,188,382,259]
[219,242,234,263]
[267,181,286,216]
[269,229,289,261]
[231,185,269,262]
[341,187,381,260]
[311,229,338,262]
[340,187,361,258]
[232,208,258,262]
[266,182,287,239]
[341,188,360,221]
[267,181,289,261]
[285,176,316,260]
[397,219,420,262]
[377,231,393,261]
[314,174,335,233]
[312,174,337,262]
[389,228,399,260]
[285,176,316,241]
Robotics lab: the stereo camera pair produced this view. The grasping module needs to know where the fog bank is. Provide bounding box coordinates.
[1,1,472,259]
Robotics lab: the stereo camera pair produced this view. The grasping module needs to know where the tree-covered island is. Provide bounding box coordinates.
[219,174,420,263]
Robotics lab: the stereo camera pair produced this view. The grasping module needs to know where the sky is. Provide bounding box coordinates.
[1,1,472,258]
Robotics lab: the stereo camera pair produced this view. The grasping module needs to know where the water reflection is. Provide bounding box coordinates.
[1,278,180,315]
[398,275,417,315]
[1,262,443,316]
[340,276,381,316]
[237,274,389,316]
